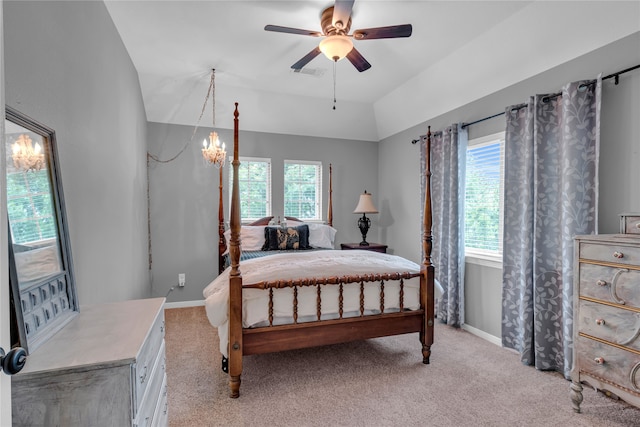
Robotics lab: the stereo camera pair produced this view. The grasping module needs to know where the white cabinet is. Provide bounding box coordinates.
[11,298,167,426]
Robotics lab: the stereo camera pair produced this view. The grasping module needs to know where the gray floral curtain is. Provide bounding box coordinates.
[501,77,602,377]
[421,124,467,326]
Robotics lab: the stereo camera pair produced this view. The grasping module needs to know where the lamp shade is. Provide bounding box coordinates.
[353,191,378,214]
[319,35,353,61]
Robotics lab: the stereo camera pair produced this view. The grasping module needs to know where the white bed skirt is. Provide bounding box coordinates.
[203,250,425,357]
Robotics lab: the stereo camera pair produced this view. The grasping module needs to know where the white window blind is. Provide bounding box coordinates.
[464,132,505,257]
[229,157,272,221]
[283,160,322,221]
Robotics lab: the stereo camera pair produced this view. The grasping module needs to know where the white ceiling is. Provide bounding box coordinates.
[104,1,640,141]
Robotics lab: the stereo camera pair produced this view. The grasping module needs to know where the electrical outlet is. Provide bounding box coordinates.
[178,273,185,287]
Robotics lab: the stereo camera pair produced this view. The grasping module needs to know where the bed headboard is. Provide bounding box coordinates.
[217,154,334,274]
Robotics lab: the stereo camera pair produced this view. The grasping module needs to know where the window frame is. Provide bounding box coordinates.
[283,160,323,222]
[464,131,505,267]
[229,156,272,223]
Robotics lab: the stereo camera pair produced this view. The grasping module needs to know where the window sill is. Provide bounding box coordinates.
[465,252,502,269]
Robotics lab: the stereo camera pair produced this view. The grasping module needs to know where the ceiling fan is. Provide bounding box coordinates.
[264,0,412,72]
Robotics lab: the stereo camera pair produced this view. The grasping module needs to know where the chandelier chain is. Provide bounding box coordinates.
[148,69,217,164]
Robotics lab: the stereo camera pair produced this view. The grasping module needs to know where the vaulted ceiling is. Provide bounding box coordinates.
[104,1,640,141]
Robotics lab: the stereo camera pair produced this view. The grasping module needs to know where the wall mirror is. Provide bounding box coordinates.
[4,106,78,354]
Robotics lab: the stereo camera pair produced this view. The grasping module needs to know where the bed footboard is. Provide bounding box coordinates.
[240,272,427,361]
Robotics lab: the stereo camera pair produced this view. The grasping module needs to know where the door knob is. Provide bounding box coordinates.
[0,347,26,375]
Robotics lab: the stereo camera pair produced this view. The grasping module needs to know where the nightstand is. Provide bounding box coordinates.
[340,242,388,253]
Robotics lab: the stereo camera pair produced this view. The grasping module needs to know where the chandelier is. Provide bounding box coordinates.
[202,130,226,166]
[12,134,45,172]
[201,69,226,168]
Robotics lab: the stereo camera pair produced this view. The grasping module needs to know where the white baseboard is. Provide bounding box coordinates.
[164,300,205,309]
[461,323,502,347]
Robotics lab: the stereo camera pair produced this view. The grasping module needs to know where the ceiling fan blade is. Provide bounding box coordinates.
[291,47,322,70]
[332,0,355,30]
[265,25,322,37]
[352,24,412,40]
[346,48,371,72]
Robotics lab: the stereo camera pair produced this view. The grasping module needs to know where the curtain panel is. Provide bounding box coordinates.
[501,77,602,377]
[421,124,467,326]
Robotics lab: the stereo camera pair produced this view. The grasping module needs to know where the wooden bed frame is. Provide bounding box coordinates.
[223,103,434,398]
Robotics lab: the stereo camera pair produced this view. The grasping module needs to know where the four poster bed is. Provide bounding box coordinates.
[203,103,435,398]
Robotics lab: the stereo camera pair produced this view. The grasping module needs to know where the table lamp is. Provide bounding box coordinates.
[353,190,379,246]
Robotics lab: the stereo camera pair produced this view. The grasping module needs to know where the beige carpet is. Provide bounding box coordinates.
[165,306,640,427]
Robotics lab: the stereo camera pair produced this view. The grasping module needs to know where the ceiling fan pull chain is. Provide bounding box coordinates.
[333,61,337,110]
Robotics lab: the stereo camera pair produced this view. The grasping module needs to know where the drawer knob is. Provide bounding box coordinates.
[613,251,624,259]
[596,279,607,287]
[139,365,148,384]
[595,318,606,326]
[636,223,640,229]
[594,357,605,365]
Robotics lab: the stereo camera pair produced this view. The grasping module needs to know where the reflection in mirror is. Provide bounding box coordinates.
[5,107,78,354]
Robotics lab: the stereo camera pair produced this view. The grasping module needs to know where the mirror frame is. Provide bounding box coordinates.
[5,106,78,354]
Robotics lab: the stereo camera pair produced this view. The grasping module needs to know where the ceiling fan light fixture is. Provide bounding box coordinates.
[319,35,353,62]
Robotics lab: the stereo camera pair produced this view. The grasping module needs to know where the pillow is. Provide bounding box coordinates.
[286,221,337,249]
[248,216,273,226]
[222,226,266,255]
[262,225,310,251]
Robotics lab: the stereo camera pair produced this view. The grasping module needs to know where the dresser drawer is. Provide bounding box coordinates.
[621,214,640,235]
[578,263,640,308]
[579,300,640,350]
[577,335,640,396]
[579,242,640,265]
[133,308,165,416]
[151,375,168,427]
[134,340,166,427]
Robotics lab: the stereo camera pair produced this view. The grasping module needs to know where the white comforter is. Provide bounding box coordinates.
[203,250,424,356]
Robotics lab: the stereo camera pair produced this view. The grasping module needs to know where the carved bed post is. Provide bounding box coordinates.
[421,126,434,364]
[218,163,226,275]
[327,163,333,227]
[228,103,243,397]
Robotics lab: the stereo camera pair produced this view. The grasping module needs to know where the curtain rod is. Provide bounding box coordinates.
[460,63,640,129]
[411,63,640,144]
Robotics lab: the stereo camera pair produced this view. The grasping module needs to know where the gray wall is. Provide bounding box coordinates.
[379,32,640,340]
[147,121,378,302]
[3,0,638,342]
[3,1,150,304]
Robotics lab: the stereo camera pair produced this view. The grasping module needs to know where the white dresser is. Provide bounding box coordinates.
[571,234,640,412]
[11,297,167,427]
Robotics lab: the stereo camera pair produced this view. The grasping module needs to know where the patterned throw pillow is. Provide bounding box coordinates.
[262,225,310,251]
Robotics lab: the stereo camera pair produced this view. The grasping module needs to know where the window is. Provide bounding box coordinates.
[7,169,57,245]
[229,157,271,222]
[464,132,505,263]
[283,161,322,221]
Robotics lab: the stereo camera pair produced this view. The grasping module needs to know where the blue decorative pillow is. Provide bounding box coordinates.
[262,225,310,251]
